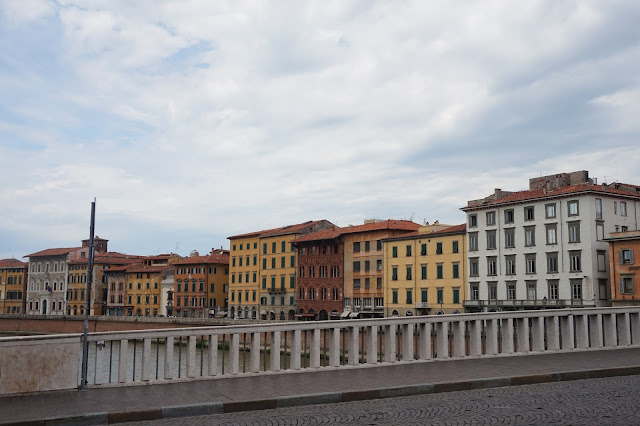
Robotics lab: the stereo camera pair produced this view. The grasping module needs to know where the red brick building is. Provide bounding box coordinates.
[292,227,344,320]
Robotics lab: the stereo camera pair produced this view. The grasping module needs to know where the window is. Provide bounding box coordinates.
[614,201,617,214]
[405,245,412,256]
[406,289,412,304]
[421,243,427,255]
[505,228,515,248]
[365,278,370,289]
[437,288,444,304]
[281,241,286,253]
[392,267,398,281]
[272,242,276,253]
[377,277,382,289]
[469,233,478,251]
[436,264,443,279]
[376,240,382,251]
[469,258,479,277]
[597,251,607,271]
[488,283,497,300]
[365,241,370,251]
[504,209,514,223]
[271,258,276,268]
[621,201,627,217]
[486,231,497,250]
[421,264,427,279]
[525,226,535,246]
[545,203,556,219]
[568,222,580,243]
[392,289,398,304]
[290,255,295,267]
[377,259,382,271]
[620,249,635,264]
[435,242,442,254]
[406,265,412,280]
[263,243,267,255]
[452,263,459,279]
[620,277,634,294]
[353,261,360,272]
[505,255,516,275]
[571,279,582,300]
[526,254,536,274]
[526,282,536,300]
[570,251,581,272]
[469,214,477,228]
[486,211,495,226]
[507,282,516,300]
[392,246,398,258]
[452,288,460,304]
[281,256,285,268]
[547,252,559,273]
[546,224,557,245]
[421,288,428,303]
[353,279,360,290]
[471,283,479,300]
[253,255,257,266]
[290,275,295,288]
[262,258,267,269]
[487,257,497,276]
[353,242,361,252]
[568,200,579,216]
[548,280,559,300]
[595,198,602,220]
[524,206,535,221]
[452,241,459,253]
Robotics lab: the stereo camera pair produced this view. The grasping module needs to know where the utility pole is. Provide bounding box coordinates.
[80,199,96,390]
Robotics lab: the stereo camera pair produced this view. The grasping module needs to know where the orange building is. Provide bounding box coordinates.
[341,220,420,318]
[606,230,640,306]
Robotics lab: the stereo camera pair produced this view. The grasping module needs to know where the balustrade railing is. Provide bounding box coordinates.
[80,306,640,388]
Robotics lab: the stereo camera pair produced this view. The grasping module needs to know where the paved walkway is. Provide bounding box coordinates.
[2,347,640,425]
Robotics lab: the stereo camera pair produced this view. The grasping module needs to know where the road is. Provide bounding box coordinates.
[124,375,640,425]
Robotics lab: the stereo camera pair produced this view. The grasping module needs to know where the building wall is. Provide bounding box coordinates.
[126,269,165,316]
[384,229,466,317]
[465,193,640,311]
[0,263,27,314]
[296,239,343,319]
[258,234,298,320]
[207,263,229,316]
[608,231,640,306]
[105,271,128,316]
[228,235,261,318]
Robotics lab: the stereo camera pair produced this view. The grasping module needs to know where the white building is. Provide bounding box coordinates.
[461,171,640,312]
[24,247,86,315]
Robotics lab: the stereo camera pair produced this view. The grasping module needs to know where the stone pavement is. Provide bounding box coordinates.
[2,347,640,425]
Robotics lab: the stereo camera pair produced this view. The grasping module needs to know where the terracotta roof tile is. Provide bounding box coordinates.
[291,227,343,244]
[339,219,420,235]
[24,247,82,258]
[463,183,640,211]
[0,258,27,268]
[382,224,466,242]
[103,263,143,273]
[124,264,174,273]
[68,252,143,265]
[173,254,230,265]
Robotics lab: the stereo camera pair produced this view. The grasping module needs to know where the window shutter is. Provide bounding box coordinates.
[619,278,625,294]
[619,250,624,265]
[631,250,635,264]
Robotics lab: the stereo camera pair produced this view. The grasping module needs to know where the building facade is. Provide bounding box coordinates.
[341,220,420,318]
[462,171,640,312]
[383,223,466,316]
[606,230,640,306]
[292,228,344,320]
[173,251,229,318]
[0,258,28,314]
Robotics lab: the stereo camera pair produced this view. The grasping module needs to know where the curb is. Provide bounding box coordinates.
[5,365,640,425]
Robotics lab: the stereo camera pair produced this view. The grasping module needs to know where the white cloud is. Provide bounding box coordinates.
[1,0,640,258]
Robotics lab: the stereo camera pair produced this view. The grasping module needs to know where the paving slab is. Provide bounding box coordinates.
[1,347,639,425]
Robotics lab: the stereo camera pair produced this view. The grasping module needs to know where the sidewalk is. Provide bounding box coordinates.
[3,347,640,425]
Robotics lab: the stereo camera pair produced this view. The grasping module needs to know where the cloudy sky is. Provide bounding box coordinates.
[1,0,640,260]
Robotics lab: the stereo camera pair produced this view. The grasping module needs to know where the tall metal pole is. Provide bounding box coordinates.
[80,199,96,390]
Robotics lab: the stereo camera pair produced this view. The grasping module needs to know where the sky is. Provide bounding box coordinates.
[1,0,640,260]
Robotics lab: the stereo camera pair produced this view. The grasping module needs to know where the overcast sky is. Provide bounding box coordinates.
[1,0,640,260]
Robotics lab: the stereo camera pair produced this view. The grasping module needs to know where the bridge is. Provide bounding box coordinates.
[1,306,640,424]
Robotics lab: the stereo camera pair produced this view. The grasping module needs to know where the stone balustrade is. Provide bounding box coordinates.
[1,306,639,394]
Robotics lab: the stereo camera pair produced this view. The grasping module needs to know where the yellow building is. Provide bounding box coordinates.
[383,223,466,316]
[0,258,28,314]
[124,254,180,316]
[228,230,264,319]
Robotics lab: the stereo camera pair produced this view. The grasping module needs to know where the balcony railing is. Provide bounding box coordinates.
[267,287,286,294]
[463,299,593,309]
[1,306,639,395]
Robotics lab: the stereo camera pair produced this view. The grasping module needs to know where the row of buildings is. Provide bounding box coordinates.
[2,170,640,319]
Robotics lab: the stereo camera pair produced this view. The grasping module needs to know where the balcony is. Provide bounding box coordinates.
[414,302,429,309]
[267,287,286,294]
[463,299,593,310]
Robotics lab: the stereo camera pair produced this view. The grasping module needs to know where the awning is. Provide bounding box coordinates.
[349,312,360,318]
[340,311,351,318]
[295,313,315,317]
[260,309,267,316]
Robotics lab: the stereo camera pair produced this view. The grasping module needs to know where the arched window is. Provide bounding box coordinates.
[332,288,339,300]
[320,287,327,300]
[299,287,305,300]
[309,288,316,300]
